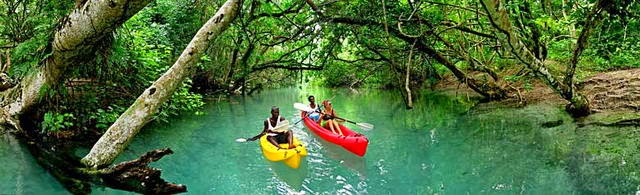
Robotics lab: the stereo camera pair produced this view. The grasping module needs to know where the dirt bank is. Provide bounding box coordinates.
[434,68,640,118]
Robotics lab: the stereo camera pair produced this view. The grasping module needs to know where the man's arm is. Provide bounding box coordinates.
[247,120,269,141]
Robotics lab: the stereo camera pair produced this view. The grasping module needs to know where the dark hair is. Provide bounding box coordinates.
[308,95,315,101]
[271,106,279,112]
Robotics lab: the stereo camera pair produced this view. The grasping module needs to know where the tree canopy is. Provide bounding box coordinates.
[0,0,639,193]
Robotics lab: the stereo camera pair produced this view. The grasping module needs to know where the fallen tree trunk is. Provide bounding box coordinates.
[3,123,186,194]
[82,0,243,168]
[0,0,200,193]
[89,148,187,193]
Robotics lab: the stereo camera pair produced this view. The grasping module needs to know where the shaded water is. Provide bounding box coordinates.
[0,87,632,194]
[0,134,67,194]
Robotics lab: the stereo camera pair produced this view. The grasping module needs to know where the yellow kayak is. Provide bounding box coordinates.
[259,135,308,168]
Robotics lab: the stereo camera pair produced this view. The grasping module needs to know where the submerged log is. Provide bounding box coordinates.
[4,122,186,194]
[96,148,187,193]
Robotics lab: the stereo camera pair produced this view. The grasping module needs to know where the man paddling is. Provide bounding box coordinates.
[305,95,322,123]
[247,106,295,149]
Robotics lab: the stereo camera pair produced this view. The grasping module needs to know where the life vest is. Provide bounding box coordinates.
[267,116,289,133]
[309,104,321,117]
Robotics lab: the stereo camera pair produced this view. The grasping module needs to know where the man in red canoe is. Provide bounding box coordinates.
[305,95,322,123]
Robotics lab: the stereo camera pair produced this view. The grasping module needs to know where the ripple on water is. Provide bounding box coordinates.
[376,159,388,175]
[2,88,600,194]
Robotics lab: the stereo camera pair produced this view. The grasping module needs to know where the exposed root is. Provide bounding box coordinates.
[97,148,187,194]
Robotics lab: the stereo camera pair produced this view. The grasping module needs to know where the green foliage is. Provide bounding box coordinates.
[318,62,354,87]
[1,1,73,78]
[10,34,49,77]
[91,107,124,130]
[157,80,204,123]
[41,112,74,133]
[546,39,572,60]
[28,0,207,133]
[79,0,207,127]
[3,0,639,135]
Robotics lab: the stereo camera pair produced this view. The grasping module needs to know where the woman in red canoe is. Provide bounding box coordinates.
[320,100,344,136]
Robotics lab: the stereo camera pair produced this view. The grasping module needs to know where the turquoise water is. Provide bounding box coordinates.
[1,87,627,194]
[0,134,67,194]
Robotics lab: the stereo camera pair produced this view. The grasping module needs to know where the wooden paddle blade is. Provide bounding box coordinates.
[293,103,314,112]
[356,122,374,131]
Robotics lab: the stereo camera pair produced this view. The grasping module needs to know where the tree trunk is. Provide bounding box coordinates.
[565,0,604,101]
[1,0,153,117]
[81,0,243,168]
[480,0,590,116]
[92,148,186,193]
[404,41,415,109]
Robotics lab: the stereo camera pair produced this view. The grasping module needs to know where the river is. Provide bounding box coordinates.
[0,87,634,194]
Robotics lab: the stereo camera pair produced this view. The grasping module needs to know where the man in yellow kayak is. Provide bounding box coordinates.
[247,106,295,149]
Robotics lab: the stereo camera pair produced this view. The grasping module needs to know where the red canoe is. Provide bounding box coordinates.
[301,113,369,156]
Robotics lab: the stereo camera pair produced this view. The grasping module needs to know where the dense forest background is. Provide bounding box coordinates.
[1,0,639,193]
[2,0,638,134]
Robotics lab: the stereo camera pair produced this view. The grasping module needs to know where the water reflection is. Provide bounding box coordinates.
[314,137,367,179]
[269,159,308,192]
[0,133,67,194]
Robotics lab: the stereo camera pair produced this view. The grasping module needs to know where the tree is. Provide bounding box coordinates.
[192,0,325,95]
[306,0,624,115]
[1,0,154,117]
[480,0,606,116]
[0,0,242,193]
[82,0,243,168]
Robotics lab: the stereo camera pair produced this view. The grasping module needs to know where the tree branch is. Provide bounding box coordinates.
[328,16,508,99]
[440,20,497,39]
[3,0,154,116]
[565,0,604,98]
[82,0,243,168]
[250,63,322,73]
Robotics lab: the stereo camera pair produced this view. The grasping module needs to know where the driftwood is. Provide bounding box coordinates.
[96,148,187,194]
[5,124,186,194]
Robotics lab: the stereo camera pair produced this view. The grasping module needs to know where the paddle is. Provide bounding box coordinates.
[235,133,279,143]
[293,102,315,113]
[235,120,290,143]
[292,103,374,131]
[292,102,322,125]
[331,116,374,131]
[235,138,249,142]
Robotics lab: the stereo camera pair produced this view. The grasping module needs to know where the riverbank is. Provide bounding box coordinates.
[435,68,640,121]
[432,68,640,194]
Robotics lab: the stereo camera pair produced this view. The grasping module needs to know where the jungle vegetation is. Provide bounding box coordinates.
[0,0,638,193]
